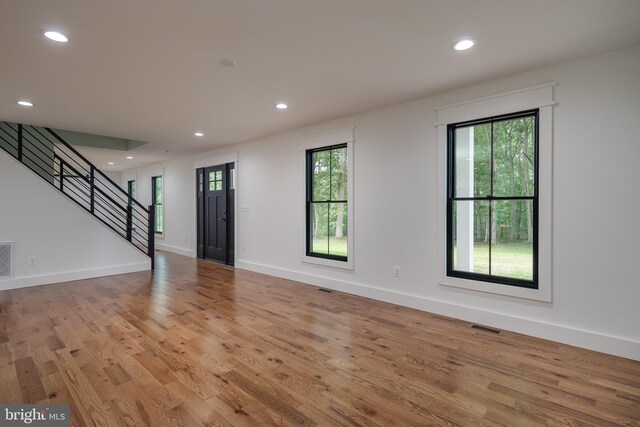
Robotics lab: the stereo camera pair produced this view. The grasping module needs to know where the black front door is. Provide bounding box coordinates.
[204,165,226,262]
[196,163,235,265]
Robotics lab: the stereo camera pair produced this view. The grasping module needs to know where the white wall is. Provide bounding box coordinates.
[0,151,150,290]
[122,45,640,360]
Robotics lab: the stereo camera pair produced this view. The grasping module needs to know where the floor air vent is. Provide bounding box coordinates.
[318,288,334,293]
[0,242,13,279]
[470,324,502,335]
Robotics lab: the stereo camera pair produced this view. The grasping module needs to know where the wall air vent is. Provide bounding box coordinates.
[470,324,502,335]
[0,242,13,279]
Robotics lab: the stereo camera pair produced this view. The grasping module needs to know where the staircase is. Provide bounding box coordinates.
[0,121,155,268]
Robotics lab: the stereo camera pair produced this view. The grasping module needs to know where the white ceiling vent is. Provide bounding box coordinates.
[0,242,13,279]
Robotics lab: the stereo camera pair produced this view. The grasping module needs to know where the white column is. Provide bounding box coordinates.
[455,127,474,271]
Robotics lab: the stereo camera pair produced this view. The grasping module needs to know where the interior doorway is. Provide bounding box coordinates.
[196,163,235,265]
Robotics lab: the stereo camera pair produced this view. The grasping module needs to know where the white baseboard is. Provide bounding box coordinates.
[0,261,151,291]
[236,259,640,361]
[156,243,195,258]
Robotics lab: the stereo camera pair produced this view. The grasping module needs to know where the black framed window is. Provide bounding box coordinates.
[127,180,136,200]
[447,110,538,288]
[151,175,163,234]
[306,144,348,261]
[127,180,136,230]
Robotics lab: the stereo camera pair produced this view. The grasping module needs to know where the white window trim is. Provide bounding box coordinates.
[436,83,554,302]
[300,128,355,270]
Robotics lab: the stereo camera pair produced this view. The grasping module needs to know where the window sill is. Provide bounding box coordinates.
[439,274,551,302]
[302,255,354,271]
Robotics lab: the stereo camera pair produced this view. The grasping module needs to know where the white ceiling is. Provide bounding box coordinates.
[1,0,640,171]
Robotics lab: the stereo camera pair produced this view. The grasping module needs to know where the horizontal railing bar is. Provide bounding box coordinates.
[91,200,147,246]
[44,126,147,215]
[56,156,90,184]
[24,124,147,218]
[93,167,149,214]
[0,122,18,133]
[19,145,59,180]
[62,180,90,200]
[92,190,150,240]
[60,180,92,208]
[0,134,18,151]
[51,147,91,177]
[22,126,56,151]
[94,195,132,225]
[93,206,133,237]
[93,177,136,212]
[94,185,127,214]
[94,188,126,212]
[44,127,100,173]
[21,130,56,163]
[69,179,135,228]
[60,184,151,255]
[94,184,149,225]
[27,125,59,147]
[0,125,19,143]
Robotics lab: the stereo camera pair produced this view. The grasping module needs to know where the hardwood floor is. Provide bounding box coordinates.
[0,251,638,426]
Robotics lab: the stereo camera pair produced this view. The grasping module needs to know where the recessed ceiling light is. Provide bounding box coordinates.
[43,31,69,43]
[276,103,288,110]
[219,59,236,67]
[452,39,475,51]
[107,162,114,165]
[16,100,34,107]
[194,132,204,137]
[126,156,134,160]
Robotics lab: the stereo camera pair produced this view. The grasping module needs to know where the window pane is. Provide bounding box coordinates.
[154,177,163,204]
[491,200,533,280]
[311,150,330,201]
[155,207,163,233]
[310,202,328,254]
[328,202,348,258]
[215,181,222,191]
[493,115,535,197]
[452,200,489,274]
[330,147,348,201]
[230,168,235,190]
[454,123,491,198]
[209,171,215,183]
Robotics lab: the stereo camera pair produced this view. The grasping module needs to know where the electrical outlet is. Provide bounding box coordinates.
[393,266,400,278]
[28,256,37,265]
[241,245,246,253]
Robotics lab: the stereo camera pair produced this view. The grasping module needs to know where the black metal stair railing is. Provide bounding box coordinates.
[0,121,155,268]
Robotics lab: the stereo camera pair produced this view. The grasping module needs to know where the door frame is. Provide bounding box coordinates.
[193,152,238,265]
